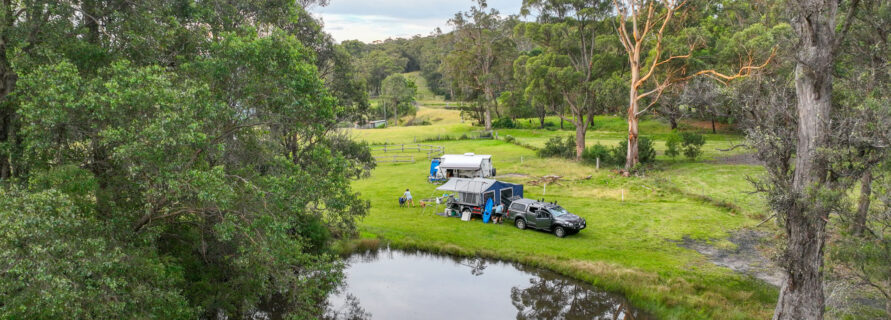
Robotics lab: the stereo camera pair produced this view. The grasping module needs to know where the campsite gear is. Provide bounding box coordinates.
[506,198,586,238]
[436,178,523,206]
[429,158,440,176]
[428,158,448,183]
[436,178,522,220]
[482,198,493,224]
[432,153,496,179]
[461,210,471,221]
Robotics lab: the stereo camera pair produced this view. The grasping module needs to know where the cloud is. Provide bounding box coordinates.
[312,0,523,43]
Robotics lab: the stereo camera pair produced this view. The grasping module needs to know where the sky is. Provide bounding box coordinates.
[312,0,524,43]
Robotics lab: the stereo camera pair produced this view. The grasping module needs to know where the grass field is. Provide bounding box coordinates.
[346,92,778,319]
[403,71,445,104]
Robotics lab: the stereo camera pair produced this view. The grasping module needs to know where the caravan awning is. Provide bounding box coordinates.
[438,154,492,170]
[436,178,496,193]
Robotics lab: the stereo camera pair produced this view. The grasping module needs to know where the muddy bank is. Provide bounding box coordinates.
[676,229,784,287]
[678,230,888,318]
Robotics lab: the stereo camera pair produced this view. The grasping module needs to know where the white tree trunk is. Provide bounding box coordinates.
[626,60,640,172]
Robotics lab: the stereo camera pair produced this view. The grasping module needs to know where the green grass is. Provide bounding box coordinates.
[348,105,778,319]
[403,71,444,102]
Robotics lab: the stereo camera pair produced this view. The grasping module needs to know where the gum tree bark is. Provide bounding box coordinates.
[773,0,839,318]
[613,0,680,172]
[853,170,872,236]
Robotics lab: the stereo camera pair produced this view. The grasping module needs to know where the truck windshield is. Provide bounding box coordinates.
[548,206,570,217]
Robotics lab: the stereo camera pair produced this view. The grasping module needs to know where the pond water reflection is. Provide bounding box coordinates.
[323,248,652,320]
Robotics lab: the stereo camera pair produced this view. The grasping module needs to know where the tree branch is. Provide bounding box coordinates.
[683,48,776,84]
[832,0,861,53]
[636,2,681,87]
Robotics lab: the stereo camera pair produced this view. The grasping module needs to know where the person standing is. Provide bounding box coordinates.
[403,189,413,207]
[493,203,504,224]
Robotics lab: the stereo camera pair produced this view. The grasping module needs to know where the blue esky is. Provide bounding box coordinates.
[312,0,524,43]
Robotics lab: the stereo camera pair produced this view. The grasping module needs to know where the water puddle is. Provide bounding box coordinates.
[323,248,652,320]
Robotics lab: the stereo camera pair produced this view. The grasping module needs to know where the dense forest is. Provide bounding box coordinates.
[0,0,374,318]
[0,0,889,319]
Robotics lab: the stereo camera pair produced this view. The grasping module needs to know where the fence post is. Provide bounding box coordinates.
[596,157,600,170]
[521,156,524,164]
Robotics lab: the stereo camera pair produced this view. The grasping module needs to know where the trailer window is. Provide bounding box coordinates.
[501,188,513,200]
[460,192,478,204]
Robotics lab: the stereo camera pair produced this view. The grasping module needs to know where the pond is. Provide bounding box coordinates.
[323,247,653,320]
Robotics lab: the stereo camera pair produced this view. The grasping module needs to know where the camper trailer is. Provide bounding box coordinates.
[429,153,496,181]
[436,178,522,217]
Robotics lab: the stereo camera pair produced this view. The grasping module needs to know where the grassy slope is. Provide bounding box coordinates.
[347,93,777,319]
[403,71,446,106]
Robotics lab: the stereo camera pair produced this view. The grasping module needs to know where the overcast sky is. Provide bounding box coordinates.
[312,0,524,43]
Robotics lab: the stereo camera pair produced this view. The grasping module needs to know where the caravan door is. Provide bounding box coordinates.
[500,188,514,206]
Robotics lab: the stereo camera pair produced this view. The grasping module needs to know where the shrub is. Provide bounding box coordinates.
[610,137,656,165]
[665,133,681,159]
[680,132,706,160]
[582,144,611,165]
[503,135,516,143]
[609,143,627,165]
[539,136,576,159]
[405,118,432,126]
[492,117,516,129]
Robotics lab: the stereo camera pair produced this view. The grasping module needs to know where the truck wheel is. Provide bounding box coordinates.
[554,226,566,238]
[515,218,526,230]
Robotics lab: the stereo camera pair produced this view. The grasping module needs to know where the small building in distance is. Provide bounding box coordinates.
[357,119,387,129]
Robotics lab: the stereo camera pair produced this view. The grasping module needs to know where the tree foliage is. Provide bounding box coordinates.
[0,1,373,318]
[380,73,418,125]
[517,0,622,160]
[443,0,518,130]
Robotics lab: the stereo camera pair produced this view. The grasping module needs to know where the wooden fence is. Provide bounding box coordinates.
[373,155,416,163]
[370,144,444,157]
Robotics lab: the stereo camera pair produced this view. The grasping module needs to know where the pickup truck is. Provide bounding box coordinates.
[506,198,586,238]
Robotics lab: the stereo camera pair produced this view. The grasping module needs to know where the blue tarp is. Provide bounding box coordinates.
[429,159,441,177]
